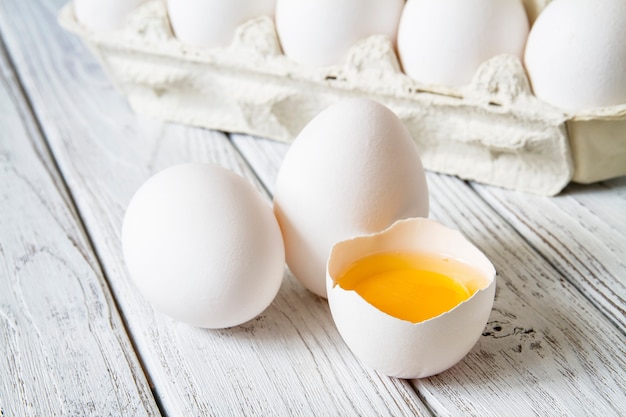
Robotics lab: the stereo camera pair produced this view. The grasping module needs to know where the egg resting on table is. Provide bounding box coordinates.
[275,0,404,67]
[273,98,429,298]
[122,163,285,328]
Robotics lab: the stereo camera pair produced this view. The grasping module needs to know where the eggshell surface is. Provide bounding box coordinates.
[327,218,496,379]
[524,0,626,112]
[398,0,529,87]
[167,0,276,48]
[122,163,285,328]
[275,0,405,66]
[273,99,429,298]
[74,0,148,31]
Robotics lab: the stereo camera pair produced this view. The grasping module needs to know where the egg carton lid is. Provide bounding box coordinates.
[58,0,626,195]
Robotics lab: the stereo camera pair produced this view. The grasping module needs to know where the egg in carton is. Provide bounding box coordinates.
[58,0,626,196]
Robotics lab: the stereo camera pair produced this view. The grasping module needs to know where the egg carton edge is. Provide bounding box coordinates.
[58,1,626,195]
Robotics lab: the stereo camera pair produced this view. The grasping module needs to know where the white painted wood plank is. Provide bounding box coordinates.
[472,178,626,330]
[414,174,626,417]
[0,1,432,415]
[231,134,626,417]
[231,134,289,191]
[0,38,159,417]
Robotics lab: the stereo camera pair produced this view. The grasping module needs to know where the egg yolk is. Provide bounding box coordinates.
[335,252,485,323]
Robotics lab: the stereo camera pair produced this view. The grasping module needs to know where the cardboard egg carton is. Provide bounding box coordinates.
[58,0,626,196]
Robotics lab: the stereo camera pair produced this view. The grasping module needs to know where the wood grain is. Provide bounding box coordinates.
[0,0,432,415]
[416,174,626,417]
[472,179,626,330]
[0,35,158,417]
[232,134,626,417]
[2,0,625,416]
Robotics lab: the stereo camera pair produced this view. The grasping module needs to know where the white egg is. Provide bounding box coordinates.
[398,0,529,87]
[524,0,626,112]
[327,218,496,379]
[122,163,285,328]
[167,0,276,48]
[273,99,429,298]
[74,0,148,31]
[275,0,405,66]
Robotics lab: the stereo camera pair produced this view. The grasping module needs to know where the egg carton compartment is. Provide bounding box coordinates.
[58,0,626,196]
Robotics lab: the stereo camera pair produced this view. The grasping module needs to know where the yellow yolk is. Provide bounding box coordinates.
[335,252,486,323]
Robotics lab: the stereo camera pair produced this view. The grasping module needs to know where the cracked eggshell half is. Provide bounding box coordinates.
[166,0,276,48]
[273,99,429,298]
[326,218,496,379]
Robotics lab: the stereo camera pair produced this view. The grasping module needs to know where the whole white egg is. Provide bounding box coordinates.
[524,0,626,112]
[122,163,285,328]
[167,0,276,48]
[398,0,529,87]
[74,0,148,31]
[275,0,405,66]
[273,99,429,298]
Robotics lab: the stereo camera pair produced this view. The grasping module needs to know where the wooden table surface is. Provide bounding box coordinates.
[1,1,625,416]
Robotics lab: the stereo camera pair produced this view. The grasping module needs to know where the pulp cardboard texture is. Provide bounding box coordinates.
[59,1,626,195]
